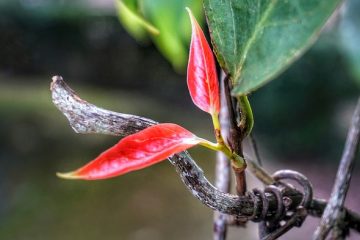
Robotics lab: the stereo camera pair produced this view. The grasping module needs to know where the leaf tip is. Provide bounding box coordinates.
[185,7,194,21]
[56,171,82,180]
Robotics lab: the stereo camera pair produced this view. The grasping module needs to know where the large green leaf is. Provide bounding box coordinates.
[115,0,159,42]
[141,0,203,71]
[116,0,203,71]
[203,0,342,95]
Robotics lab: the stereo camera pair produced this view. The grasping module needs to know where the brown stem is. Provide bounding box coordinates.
[233,168,247,196]
[313,97,360,239]
[223,75,247,196]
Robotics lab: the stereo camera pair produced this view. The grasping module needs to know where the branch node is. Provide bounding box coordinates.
[252,170,313,239]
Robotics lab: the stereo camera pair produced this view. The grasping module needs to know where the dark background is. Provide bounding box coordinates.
[0,0,359,239]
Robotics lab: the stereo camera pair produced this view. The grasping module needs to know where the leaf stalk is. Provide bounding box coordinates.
[199,139,246,171]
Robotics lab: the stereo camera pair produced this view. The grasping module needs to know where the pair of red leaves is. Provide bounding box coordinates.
[58,9,220,180]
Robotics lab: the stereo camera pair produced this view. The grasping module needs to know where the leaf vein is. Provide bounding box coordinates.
[235,0,277,82]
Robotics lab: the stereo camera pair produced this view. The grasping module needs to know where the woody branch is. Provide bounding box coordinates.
[50,76,360,233]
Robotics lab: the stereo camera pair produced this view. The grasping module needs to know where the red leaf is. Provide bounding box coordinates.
[186,8,220,115]
[57,123,200,180]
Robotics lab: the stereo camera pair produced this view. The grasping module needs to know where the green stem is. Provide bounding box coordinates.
[211,112,220,131]
[211,112,226,145]
[199,139,246,171]
[237,95,254,138]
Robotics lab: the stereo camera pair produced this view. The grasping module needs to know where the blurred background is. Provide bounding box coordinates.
[0,0,359,239]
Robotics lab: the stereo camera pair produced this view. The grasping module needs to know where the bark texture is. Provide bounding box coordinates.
[313,98,360,239]
[213,73,232,240]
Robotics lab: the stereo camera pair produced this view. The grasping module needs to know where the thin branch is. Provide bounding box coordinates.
[214,152,231,240]
[308,198,360,232]
[245,155,274,186]
[213,72,232,240]
[249,133,263,167]
[313,97,360,240]
[249,132,267,239]
[331,210,348,240]
[50,76,360,233]
[50,76,156,136]
[223,74,247,196]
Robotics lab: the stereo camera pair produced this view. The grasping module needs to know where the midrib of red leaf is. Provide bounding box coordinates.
[58,123,201,180]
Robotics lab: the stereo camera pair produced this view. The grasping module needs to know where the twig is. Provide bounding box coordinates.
[248,128,266,238]
[223,75,247,196]
[331,210,348,240]
[313,97,360,239]
[249,133,263,167]
[50,76,360,232]
[249,133,267,240]
[214,152,231,240]
[308,198,360,232]
[213,72,232,240]
[50,77,156,136]
[245,155,274,186]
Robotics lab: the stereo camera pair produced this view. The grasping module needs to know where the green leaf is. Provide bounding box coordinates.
[115,0,203,71]
[115,0,159,42]
[141,0,203,71]
[203,0,342,95]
